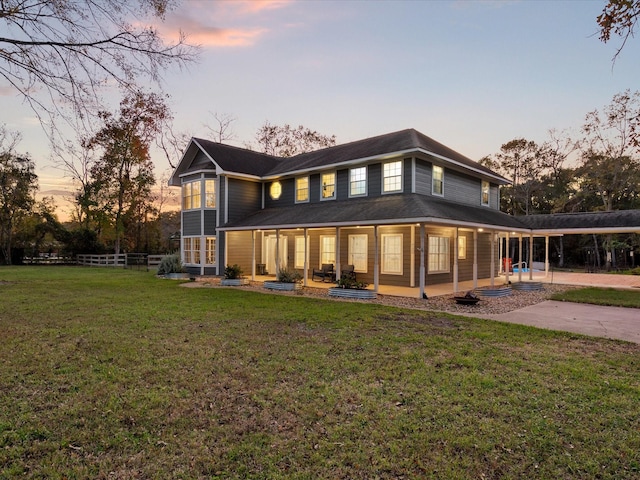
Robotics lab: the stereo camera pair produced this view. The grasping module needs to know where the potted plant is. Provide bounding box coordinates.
[220,264,248,286]
[157,254,192,279]
[263,266,302,291]
[329,275,376,299]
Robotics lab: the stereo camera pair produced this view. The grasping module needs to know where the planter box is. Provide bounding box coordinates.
[163,273,193,280]
[220,278,249,286]
[476,285,512,297]
[328,287,376,299]
[263,281,301,291]
[512,281,543,291]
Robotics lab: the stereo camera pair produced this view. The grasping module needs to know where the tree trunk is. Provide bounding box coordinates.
[593,234,601,270]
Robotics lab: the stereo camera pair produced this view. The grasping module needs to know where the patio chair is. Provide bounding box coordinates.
[312,263,334,282]
[340,264,356,281]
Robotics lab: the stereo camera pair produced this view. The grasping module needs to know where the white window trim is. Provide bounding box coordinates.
[381,233,403,275]
[348,234,368,273]
[206,236,216,265]
[319,235,336,267]
[428,235,450,274]
[382,160,403,194]
[481,180,490,206]
[432,165,444,197]
[182,180,202,210]
[349,166,367,198]
[295,176,310,204]
[320,171,336,201]
[294,235,309,269]
[183,236,201,265]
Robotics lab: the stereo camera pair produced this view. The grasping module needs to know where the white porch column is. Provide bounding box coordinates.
[419,223,426,299]
[529,233,534,281]
[504,232,510,285]
[473,229,478,289]
[335,227,341,279]
[410,225,416,288]
[545,235,550,278]
[518,234,523,282]
[453,228,459,294]
[303,227,308,287]
[251,230,256,281]
[498,233,503,274]
[490,231,496,287]
[374,225,379,292]
[275,229,280,273]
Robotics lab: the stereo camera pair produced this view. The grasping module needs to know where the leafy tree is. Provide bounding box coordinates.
[85,91,169,254]
[255,122,337,157]
[597,0,640,61]
[0,0,196,137]
[0,130,38,264]
[575,154,640,211]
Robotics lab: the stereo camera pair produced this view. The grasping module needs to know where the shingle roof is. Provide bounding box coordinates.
[221,193,529,231]
[518,210,640,232]
[187,129,508,183]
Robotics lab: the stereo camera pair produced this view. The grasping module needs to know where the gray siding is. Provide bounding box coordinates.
[336,169,349,200]
[225,231,254,274]
[309,173,320,203]
[415,159,431,195]
[182,211,201,236]
[404,158,412,193]
[445,169,482,206]
[203,210,217,235]
[368,164,381,197]
[192,150,213,170]
[227,177,261,223]
[264,178,295,208]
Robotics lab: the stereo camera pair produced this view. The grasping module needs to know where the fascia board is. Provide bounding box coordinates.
[531,226,640,235]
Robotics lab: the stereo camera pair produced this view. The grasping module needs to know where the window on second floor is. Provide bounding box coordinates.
[182,181,201,210]
[205,179,216,208]
[296,176,309,203]
[321,172,336,200]
[383,160,402,193]
[350,166,367,197]
[432,165,444,196]
[481,180,490,206]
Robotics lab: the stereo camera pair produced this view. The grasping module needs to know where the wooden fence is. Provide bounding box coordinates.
[75,253,167,271]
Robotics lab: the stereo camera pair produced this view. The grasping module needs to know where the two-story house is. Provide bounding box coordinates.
[169,128,548,296]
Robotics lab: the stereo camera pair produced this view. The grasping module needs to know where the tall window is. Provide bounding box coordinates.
[383,160,402,193]
[319,235,336,266]
[432,165,444,196]
[348,234,368,272]
[349,166,367,197]
[381,234,402,275]
[205,179,216,208]
[182,181,201,210]
[183,237,201,264]
[295,236,307,269]
[321,172,336,200]
[296,176,309,203]
[206,237,216,265]
[481,180,490,206]
[428,236,449,273]
[458,235,466,260]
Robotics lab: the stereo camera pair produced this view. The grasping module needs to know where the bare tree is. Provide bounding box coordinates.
[254,122,336,157]
[204,112,237,143]
[0,0,198,137]
[597,0,640,62]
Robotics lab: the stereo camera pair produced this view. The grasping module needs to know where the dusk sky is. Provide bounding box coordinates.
[1,0,639,217]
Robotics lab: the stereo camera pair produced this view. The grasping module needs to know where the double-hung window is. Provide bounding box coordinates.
[205,180,216,208]
[348,234,368,272]
[458,236,467,260]
[383,160,402,193]
[319,235,336,266]
[321,172,336,200]
[428,236,449,273]
[294,236,307,269]
[481,180,490,206]
[381,234,402,275]
[206,237,216,265]
[349,166,367,197]
[432,165,444,196]
[296,176,309,203]
[182,181,201,210]
[183,237,201,264]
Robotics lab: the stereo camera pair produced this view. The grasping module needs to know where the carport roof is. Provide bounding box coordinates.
[518,210,640,234]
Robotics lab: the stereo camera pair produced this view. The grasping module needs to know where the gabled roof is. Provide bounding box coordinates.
[169,128,509,185]
[220,193,529,231]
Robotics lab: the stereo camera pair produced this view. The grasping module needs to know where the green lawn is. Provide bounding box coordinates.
[552,287,640,308]
[1,267,639,479]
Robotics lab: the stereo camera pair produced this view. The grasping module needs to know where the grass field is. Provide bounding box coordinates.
[1,266,639,479]
[552,286,640,308]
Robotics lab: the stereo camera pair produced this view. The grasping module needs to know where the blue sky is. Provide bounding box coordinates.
[1,0,638,216]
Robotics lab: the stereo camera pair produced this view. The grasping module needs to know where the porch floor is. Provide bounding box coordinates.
[252,270,640,299]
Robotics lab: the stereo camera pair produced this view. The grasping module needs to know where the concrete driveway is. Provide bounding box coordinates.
[478,301,640,344]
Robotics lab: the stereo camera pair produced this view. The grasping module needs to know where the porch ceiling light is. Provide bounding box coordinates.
[270,181,282,200]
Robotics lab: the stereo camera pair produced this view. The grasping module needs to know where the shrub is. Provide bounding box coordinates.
[631,267,640,276]
[276,266,302,283]
[336,275,368,290]
[157,254,184,275]
[224,264,243,279]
